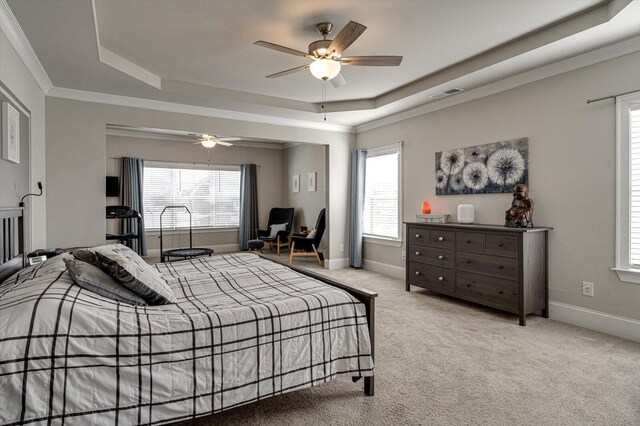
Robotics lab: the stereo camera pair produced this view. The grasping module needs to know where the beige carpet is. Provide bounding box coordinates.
[161,254,640,425]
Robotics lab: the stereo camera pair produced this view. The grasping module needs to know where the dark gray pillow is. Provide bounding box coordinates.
[94,244,176,305]
[72,248,99,266]
[64,258,147,306]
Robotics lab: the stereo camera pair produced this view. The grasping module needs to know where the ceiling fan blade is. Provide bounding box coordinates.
[217,137,242,142]
[254,41,313,59]
[341,56,403,66]
[330,73,347,88]
[217,141,234,147]
[328,21,367,55]
[266,64,310,78]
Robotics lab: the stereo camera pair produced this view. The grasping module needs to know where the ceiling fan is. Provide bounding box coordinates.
[194,134,241,148]
[254,21,403,87]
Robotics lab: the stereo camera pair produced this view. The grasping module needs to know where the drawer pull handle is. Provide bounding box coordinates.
[466,283,472,287]
[498,243,504,247]
[438,255,444,260]
[498,265,504,269]
[415,234,421,238]
[466,240,471,244]
[415,251,421,256]
[465,259,471,264]
[438,276,444,281]
[438,236,444,241]
[415,271,420,276]
[498,290,504,295]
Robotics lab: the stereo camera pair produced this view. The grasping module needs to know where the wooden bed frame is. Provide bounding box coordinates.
[262,254,377,396]
[0,207,26,284]
[0,209,376,397]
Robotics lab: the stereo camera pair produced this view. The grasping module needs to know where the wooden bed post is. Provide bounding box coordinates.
[364,294,375,396]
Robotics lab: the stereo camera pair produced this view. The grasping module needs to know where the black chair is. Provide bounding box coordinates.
[289,208,325,265]
[257,207,294,256]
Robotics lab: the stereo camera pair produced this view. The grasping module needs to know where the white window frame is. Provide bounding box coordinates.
[613,91,640,284]
[143,161,241,234]
[362,142,403,247]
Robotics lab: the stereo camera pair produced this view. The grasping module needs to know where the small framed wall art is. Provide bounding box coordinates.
[292,174,300,193]
[308,172,317,192]
[2,102,20,164]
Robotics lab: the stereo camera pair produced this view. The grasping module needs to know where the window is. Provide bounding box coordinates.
[614,91,640,283]
[143,163,241,231]
[363,144,402,242]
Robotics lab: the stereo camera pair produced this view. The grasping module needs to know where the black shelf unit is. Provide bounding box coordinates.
[106,205,142,249]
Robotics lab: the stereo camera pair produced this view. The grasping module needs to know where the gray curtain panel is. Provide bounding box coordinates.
[239,164,258,250]
[349,149,367,268]
[121,157,147,256]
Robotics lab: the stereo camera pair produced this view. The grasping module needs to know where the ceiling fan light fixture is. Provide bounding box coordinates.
[201,139,216,148]
[310,59,341,81]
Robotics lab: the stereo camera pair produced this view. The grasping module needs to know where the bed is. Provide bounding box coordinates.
[0,207,376,425]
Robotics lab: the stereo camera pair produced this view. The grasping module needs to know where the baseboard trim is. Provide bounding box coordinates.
[549,301,640,343]
[362,259,405,279]
[324,257,349,270]
[145,243,239,258]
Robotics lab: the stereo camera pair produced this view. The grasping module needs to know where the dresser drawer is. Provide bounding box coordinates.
[429,230,455,249]
[456,251,519,281]
[408,263,455,294]
[456,271,518,311]
[408,245,454,268]
[456,231,485,253]
[408,227,429,245]
[485,234,519,258]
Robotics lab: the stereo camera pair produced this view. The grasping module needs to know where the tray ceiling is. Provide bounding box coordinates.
[5,0,640,129]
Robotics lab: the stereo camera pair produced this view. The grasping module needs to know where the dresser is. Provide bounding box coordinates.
[405,222,552,325]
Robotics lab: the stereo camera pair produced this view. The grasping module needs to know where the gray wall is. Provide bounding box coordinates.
[0,98,29,207]
[356,50,640,321]
[0,28,46,250]
[45,96,354,261]
[106,134,284,252]
[283,143,327,249]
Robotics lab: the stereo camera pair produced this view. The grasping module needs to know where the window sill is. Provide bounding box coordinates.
[612,267,640,285]
[364,236,403,247]
[146,227,238,236]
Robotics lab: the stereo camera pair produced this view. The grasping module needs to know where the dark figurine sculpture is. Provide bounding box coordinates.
[505,184,534,228]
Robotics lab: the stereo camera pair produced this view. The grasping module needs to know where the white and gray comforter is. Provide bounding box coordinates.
[0,253,373,425]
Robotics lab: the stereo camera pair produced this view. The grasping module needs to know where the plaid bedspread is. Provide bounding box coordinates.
[0,253,373,425]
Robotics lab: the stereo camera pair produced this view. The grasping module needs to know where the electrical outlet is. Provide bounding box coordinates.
[339,244,344,252]
[582,281,594,297]
[401,251,406,260]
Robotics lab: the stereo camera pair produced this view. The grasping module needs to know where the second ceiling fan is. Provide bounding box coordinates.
[194,134,241,148]
[254,21,403,87]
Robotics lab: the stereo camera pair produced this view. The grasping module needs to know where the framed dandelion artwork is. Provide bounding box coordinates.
[435,137,528,195]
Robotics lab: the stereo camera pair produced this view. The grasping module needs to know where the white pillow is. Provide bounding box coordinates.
[306,229,317,239]
[269,222,288,238]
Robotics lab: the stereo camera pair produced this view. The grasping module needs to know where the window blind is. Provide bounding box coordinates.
[630,108,640,266]
[363,151,399,239]
[143,166,240,230]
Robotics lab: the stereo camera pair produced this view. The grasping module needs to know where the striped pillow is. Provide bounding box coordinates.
[94,244,176,305]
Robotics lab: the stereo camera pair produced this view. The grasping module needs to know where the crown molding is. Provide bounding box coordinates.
[47,86,355,133]
[0,0,53,93]
[91,0,161,89]
[355,33,640,133]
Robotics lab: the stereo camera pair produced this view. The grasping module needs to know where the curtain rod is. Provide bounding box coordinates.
[587,89,640,104]
[109,157,261,168]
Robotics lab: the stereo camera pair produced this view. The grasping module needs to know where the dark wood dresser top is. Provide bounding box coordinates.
[404,222,553,233]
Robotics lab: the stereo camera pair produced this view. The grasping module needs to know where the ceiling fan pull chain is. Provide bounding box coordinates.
[322,80,327,122]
